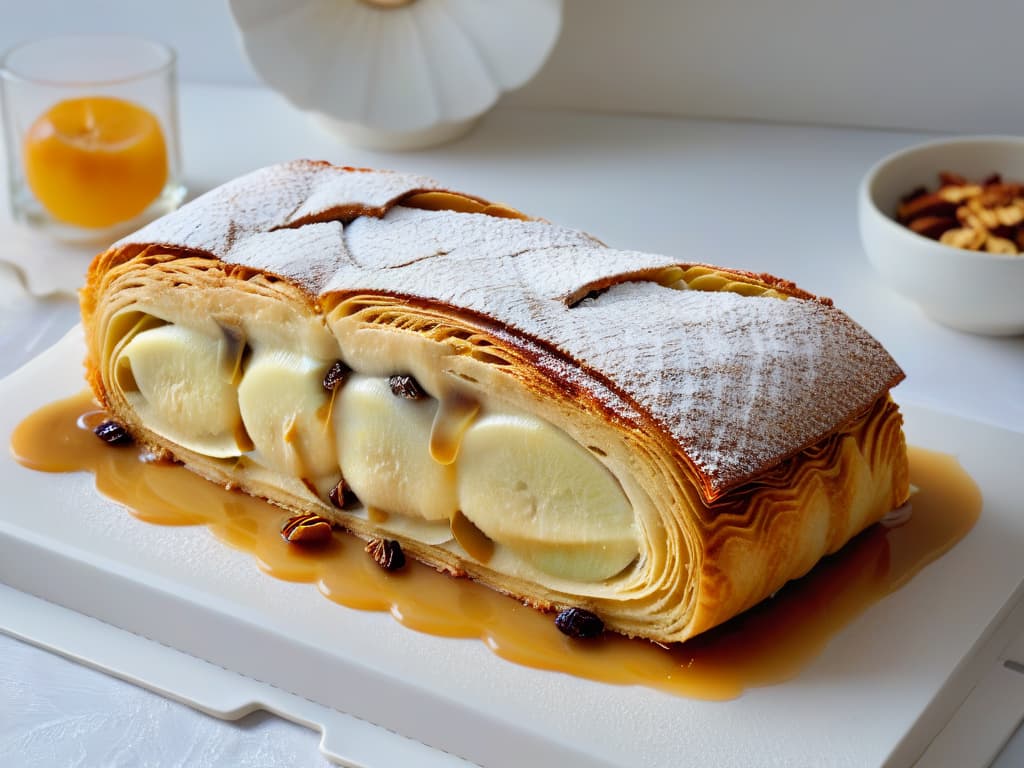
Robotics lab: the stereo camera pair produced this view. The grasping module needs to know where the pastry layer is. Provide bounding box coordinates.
[81,162,910,642]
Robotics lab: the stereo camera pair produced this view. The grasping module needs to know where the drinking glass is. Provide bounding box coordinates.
[1,35,185,242]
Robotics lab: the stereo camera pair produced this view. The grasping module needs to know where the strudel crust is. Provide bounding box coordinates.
[81,161,909,642]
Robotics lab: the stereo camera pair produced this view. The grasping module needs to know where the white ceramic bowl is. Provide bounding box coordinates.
[858,136,1024,336]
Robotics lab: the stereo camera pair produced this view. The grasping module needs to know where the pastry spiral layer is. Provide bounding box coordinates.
[82,161,909,642]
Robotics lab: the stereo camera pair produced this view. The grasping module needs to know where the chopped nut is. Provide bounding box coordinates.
[980,184,1020,208]
[907,215,958,239]
[388,374,427,400]
[896,192,956,223]
[93,419,133,446]
[939,171,968,187]
[938,184,981,204]
[956,207,989,233]
[996,205,1024,228]
[964,198,999,229]
[366,538,405,571]
[280,513,333,546]
[986,235,1018,255]
[328,478,358,509]
[940,227,986,250]
[898,172,1024,256]
[555,607,605,639]
[322,360,351,392]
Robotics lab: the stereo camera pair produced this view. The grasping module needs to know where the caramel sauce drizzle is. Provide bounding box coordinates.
[450,509,495,564]
[429,395,480,465]
[11,391,981,700]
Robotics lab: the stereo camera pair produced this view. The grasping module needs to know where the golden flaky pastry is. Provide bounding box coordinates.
[82,161,909,643]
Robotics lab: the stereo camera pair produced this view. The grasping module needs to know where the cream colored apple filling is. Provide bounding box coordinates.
[114,320,641,583]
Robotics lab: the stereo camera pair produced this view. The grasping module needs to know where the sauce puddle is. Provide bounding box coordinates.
[11,391,981,700]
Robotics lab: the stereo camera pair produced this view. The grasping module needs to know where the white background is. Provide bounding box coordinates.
[1,0,1023,133]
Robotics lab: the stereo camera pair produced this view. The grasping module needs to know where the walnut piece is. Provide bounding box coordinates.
[328,478,358,509]
[280,513,333,545]
[366,538,406,571]
[898,172,1024,255]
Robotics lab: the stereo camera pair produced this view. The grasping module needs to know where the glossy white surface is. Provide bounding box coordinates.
[859,136,1024,335]
[0,628,334,768]
[0,583,468,768]
[1,83,1023,767]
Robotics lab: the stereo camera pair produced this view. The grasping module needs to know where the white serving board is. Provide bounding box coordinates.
[0,582,469,768]
[2,328,1023,768]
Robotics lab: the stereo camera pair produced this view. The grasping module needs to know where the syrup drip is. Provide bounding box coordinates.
[11,391,981,700]
[429,395,479,465]
[450,509,495,564]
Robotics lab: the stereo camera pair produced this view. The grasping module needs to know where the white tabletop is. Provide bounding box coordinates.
[1,83,1022,767]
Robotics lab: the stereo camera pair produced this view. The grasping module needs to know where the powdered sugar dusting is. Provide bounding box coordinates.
[561,282,878,484]
[278,168,442,229]
[109,161,903,497]
[225,221,354,294]
[115,161,442,265]
[341,206,598,270]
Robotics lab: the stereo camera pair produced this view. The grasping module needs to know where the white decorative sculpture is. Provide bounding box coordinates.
[230,0,564,150]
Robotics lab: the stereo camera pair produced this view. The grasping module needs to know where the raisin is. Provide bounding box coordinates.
[555,607,605,639]
[322,360,351,392]
[93,419,132,446]
[388,374,427,400]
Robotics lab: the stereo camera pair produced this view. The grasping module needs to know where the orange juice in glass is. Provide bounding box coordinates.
[1,36,185,241]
